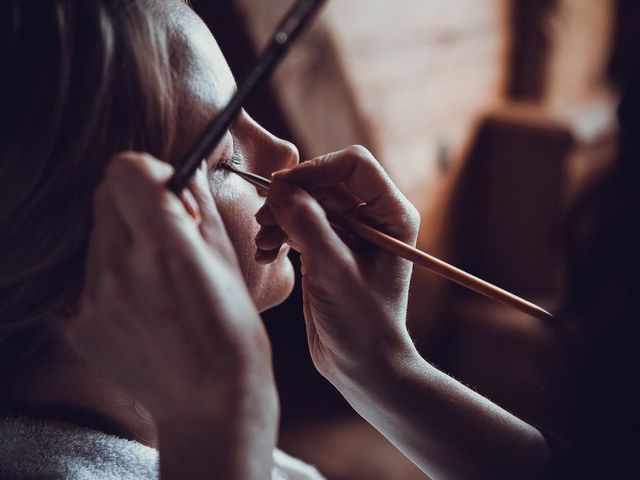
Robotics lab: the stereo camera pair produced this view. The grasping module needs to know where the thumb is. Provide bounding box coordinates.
[267,178,355,277]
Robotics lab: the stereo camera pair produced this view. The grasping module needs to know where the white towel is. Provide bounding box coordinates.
[0,416,325,479]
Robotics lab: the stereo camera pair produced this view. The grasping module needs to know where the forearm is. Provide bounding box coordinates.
[335,343,550,480]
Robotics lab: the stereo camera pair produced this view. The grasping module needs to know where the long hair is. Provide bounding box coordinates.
[0,0,180,386]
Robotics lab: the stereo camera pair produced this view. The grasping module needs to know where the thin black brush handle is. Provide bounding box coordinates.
[167,0,327,194]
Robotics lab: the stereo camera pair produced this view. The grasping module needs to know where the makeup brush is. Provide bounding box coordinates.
[167,0,327,194]
[223,162,554,323]
[166,0,552,322]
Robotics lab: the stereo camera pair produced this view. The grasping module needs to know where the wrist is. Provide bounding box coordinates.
[329,340,442,434]
[330,328,422,396]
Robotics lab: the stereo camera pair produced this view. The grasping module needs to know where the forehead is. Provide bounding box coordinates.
[164,1,236,111]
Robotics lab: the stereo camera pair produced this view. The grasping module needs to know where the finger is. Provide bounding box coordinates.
[255,203,278,228]
[105,152,195,243]
[188,163,237,258]
[307,184,363,214]
[273,146,419,243]
[267,178,355,277]
[273,146,391,204]
[180,189,201,224]
[260,186,364,251]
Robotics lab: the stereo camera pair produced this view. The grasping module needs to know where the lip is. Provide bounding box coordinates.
[255,242,290,265]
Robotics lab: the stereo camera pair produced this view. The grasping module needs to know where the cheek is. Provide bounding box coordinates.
[208,176,259,275]
[214,188,294,311]
[221,202,260,281]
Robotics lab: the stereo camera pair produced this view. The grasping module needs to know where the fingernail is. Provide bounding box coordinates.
[271,168,292,179]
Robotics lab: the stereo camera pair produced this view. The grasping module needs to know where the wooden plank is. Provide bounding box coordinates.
[232,0,376,158]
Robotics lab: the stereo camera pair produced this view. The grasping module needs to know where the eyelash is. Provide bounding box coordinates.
[228,153,242,165]
[216,155,240,171]
[213,129,241,170]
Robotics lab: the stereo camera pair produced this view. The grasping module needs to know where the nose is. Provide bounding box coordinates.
[241,114,300,177]
[271,135,300,172]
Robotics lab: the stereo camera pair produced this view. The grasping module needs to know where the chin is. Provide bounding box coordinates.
[254,250,295,312]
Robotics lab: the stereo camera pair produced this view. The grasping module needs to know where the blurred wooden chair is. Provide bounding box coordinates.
[412,102,616,432]
[448,105,573,299]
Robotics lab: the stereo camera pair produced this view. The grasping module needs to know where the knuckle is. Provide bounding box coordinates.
[138,153,174,179]
[399,203,421,235]
[288,196,319,219]
[346,144,374,160]
[155,186,181,215]
[406,204,421,228]
[106,152,143,179]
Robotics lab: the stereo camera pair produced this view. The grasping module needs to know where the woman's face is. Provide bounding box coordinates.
[167,3,299,312]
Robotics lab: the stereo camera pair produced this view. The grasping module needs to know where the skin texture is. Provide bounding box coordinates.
[70,154,280,479]
[258,148,551,480]
[163,1,299,310]
[16,1,552,478]
[16,2,297,477]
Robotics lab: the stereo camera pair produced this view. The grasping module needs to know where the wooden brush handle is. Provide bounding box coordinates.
[223,165,554,322]
[328,211,554,322]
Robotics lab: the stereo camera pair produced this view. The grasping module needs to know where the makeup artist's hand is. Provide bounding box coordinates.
[63,152,277,478]
[260,148,552,480]
[258,145,420,386]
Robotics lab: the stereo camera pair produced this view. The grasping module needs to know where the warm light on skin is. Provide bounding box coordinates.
[167,1,299,312]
